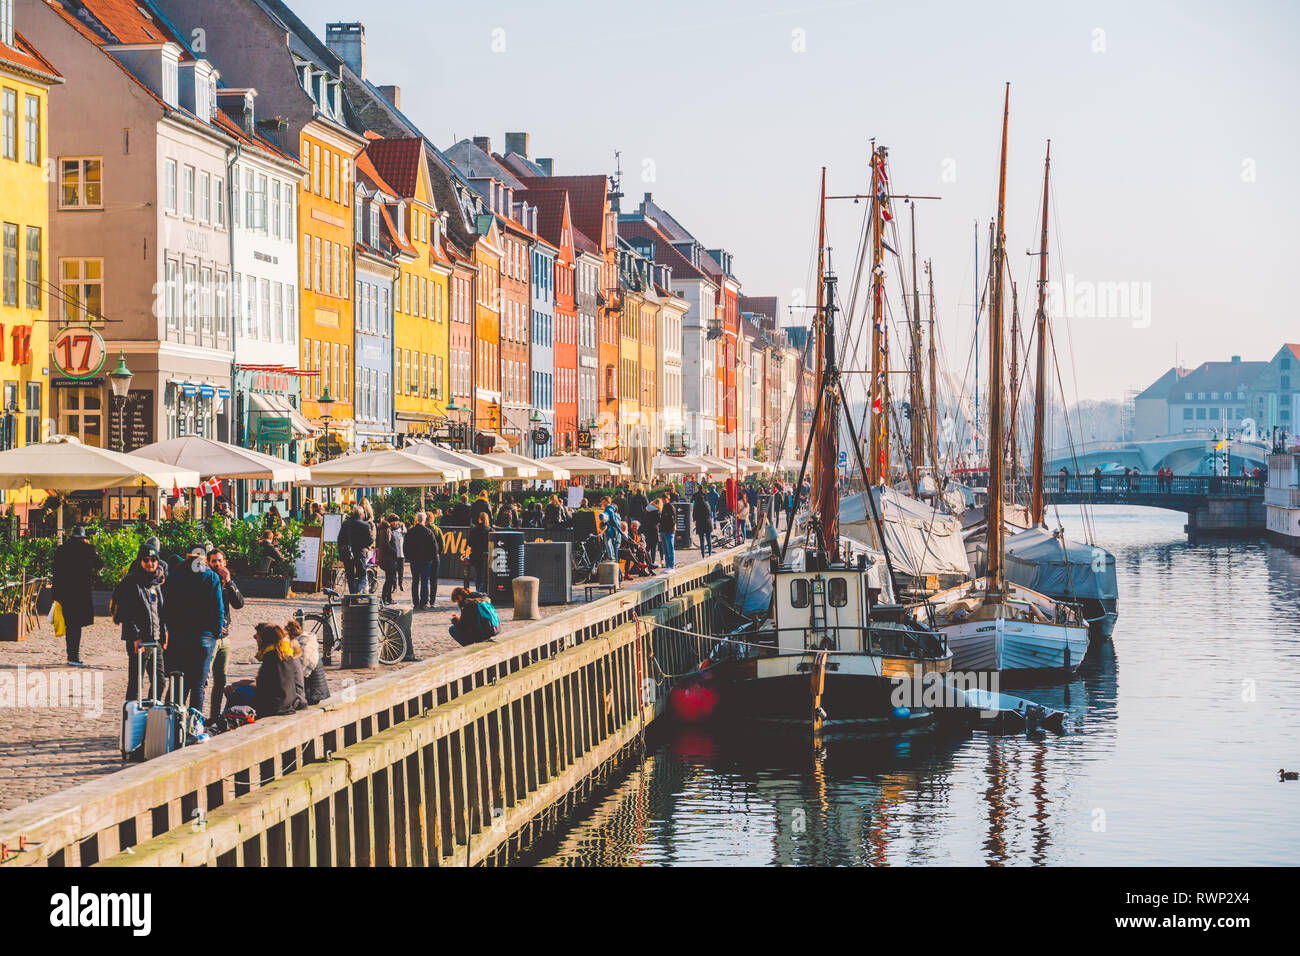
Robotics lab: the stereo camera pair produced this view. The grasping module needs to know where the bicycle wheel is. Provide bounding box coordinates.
[366,567,379,594]
[377,616,408,665]
[302,613,337,663]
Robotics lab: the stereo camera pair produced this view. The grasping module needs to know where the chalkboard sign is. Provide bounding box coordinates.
[294,524,324,591]
[674,500,692,548]
[107,389,154,453]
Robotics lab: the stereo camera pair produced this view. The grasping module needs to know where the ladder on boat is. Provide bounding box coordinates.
[807,576,833,650]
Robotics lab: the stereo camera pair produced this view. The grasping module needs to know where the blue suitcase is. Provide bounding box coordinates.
[120,642,164,760]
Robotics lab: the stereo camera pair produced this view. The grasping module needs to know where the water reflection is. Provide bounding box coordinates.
[534,508,1300,866]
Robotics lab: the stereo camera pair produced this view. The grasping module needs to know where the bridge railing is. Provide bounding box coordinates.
[1032,474,1265,497]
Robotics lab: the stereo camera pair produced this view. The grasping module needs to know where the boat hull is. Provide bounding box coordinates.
[942,615,1089,681]
[711,652,950,736]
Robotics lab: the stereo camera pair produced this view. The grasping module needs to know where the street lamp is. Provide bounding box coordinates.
[108,351,132,524]
[447,401,463,450]
[318,386,336,463]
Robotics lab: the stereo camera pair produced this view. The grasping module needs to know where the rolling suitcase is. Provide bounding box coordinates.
[142,671,188,760]
[120,642,163,761]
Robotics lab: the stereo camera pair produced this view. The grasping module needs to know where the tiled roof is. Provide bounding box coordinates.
[212,107,300,166]
[0,30,63,83]
[1284,344,1300,363]
[69,0,186,49]
[365,137,424,200]
[1167,360,1269,401]
[618,218,712,284]
[1135,366,1182,401]
[572,228,600,256]
[739,295,779,320]
[355,148,401,200]
[519,188,570,250]
[443,139,525,188]
[515,174,609,252]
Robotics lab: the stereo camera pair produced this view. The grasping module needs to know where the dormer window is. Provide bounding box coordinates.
[1,0,13,48]
[369,201,380,245]
[395,201,406,240]
[161,54,179,108]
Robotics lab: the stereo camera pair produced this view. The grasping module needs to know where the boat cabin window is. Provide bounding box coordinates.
[829,577,848,607]
[790,578,809,608]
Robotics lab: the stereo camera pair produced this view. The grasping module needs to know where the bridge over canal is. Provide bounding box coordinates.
[1038,474,1265,537]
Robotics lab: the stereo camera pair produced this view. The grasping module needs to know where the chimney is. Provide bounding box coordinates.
[473,135,492,154]
[325,23,366,80]
[505,132,529,158]
[1231,355,1241,364]
[377,85,401,109]
[643,191,653,205]
[537,158,553,175]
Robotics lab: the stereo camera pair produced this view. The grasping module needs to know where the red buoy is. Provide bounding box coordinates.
[669,678,720,723]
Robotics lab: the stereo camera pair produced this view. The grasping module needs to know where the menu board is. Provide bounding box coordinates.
[294,524,324,590]
[321,512,342,543]
[107,390,154,452]
[567,485,585,509]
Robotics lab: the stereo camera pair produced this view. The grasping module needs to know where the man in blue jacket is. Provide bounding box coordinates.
[163,544,225,713]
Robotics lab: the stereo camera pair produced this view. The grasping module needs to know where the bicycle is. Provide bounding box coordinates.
[711,513,738,549]
[325,561,379,595]
[301,588,409,666]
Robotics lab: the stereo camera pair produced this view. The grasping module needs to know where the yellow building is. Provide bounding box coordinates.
[298,120,366,452]
[364,137,451,439]
[1,23,60,457]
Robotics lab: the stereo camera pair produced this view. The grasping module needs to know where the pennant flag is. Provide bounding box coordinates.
[875,154,890,185]
[872,394,883,414]
[878,192,893,222]
[1215,439,1227,451]
[881,239,898,256]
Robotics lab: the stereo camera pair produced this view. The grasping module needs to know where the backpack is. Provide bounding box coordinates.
[470,598,501,638]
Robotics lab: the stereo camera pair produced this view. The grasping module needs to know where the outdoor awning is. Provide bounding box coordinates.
[248,392,316,438]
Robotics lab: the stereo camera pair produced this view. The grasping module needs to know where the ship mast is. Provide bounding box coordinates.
[909,203,925,494]
[927,260,939,476]
[811,168,827,507]
[816,267,841,559]
[987,83,1010,597]
[869,145,888,485]
[1031,141,1052,526]
[1009,280,1021,502]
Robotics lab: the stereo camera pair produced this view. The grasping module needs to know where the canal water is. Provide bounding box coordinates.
[532,506,1300,866]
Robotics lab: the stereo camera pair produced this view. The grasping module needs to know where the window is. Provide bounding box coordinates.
[60,158,102,209]
[257,174,268,232]
[829,577,848,607]
[183,263,196,329]
[270,181,281,238]
[60,258,102,324]
[1183,407,1193,421]
[23,226,39,309]
[1,223,15,307]
[199,171,210,223]
[24,94,38,164]
[164,159,177,213]
[199,267,212,332]
[271,280,282,342]
[284,284,295,342]
[313,236,322,292]
[1,88,14,160]
[25,382,40,444]
[284,188,293,240]
[790,578,809,608]
[312,145,320,195]
[58,386,101,448]
[216,273,228,335]
[183,165,195,218]
[164,259,179,329]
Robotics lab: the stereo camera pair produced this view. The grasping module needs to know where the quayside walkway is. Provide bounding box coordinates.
[0,546,742,867]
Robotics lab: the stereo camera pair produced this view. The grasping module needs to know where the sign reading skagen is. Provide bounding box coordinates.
[51,327,106,380]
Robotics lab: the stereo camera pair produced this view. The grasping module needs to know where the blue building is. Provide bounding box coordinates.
[530,238,556,457]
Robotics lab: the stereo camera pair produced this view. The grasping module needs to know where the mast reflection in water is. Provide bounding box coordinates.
[530,508,1300,866]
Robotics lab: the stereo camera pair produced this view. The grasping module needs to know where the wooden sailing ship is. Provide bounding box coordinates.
[717,165,952,737]
[920,86,1090,679]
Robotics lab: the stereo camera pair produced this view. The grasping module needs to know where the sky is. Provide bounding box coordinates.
[289,0,1299,401]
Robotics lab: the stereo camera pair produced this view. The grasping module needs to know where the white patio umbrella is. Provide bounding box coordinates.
[736,456,770,475]
[479,449,557,479]
[651,454,708,476]
[0,439,200,537]
[405,442,501,479]
[304,448,464,487]
[541,455,625,477]
[457,449,537,479]
[132,436,311,483]
[775,458,805,473]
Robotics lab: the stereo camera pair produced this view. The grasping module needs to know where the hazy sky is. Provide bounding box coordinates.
[289,0,1298,401]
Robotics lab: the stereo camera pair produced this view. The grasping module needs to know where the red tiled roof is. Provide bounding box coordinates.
[355,148,401,199]
[72,0,191,53]
[365,137,424,199]
[1,31,63,83]
[1286,344,1300,362]
[212,108,300,166]
[619,219,712,283]
[515,174,609,251]
[518,188,571,252]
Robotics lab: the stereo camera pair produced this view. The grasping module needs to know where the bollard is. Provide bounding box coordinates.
[598,561,620,589]
[512,576,541,620]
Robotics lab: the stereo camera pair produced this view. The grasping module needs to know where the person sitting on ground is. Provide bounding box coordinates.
[286,618,329,705]
[448,586,498,647]
[252,622,306,718]
[620,520,653,577]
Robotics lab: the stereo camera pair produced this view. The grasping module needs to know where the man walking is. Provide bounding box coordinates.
[205,548,244,723]
[51,526,101,666]
[163,545,224,713]
[377,513,403,605]
[338,505,374,594]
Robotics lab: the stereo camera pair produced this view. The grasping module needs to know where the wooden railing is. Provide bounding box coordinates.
[0,551,739,867]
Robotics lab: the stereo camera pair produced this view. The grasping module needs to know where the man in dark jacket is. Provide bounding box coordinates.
[337,505,374,593]
[163,545,225,713]
[376,513,403,605]
[205,548,244,723]
[113,543,167,702]
[469,493,493,527]
[52,526,101,666]
[642,498,661,565]
[628,486,648,528]
[693,490,714,557]
[404,512,439,609]
[448,494,473,527]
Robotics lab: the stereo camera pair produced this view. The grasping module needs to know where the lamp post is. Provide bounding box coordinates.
[108,351,133,525]
[317,386,336,506]
[446,401,463,450]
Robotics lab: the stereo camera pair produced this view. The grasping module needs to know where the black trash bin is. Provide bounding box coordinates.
[488,530,525,607]
[340,593,379,668]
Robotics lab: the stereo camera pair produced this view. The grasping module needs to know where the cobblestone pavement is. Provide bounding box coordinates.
[0,545,720,811]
